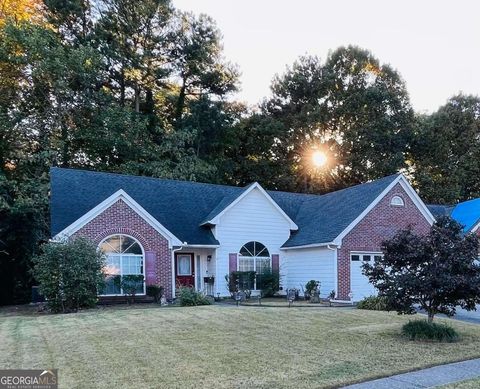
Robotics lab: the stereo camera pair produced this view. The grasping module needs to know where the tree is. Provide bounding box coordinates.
[254,47,414,193]
[33,237,105,313]
[363,217,480,322]
[170,12,238,126]
[410,94,480,204]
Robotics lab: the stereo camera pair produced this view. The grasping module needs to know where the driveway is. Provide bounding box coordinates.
[451,305,480,324]
[417,305,480,324]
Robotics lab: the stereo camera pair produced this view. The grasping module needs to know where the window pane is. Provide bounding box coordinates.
[363,255,371,262]
[254,242,270,257]
[374,255,382,262]
[122,255,143,275]
[256,258,271,274]
[351,255,360,261]
[177,256,191,275]
[104,255,121,275]
[238,257,254,272]
[100,236,121,253]
[102,275,121,295]
[121,236,136,253]
[124,242,142,255]
[240,242,255,257]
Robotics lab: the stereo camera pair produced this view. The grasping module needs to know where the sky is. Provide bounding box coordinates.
[173,0,480,113]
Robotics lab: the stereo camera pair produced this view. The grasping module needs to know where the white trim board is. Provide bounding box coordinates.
[52,189,183,248]
[281,242,336,250]
[332,174,435,246]
[201,182,298,231]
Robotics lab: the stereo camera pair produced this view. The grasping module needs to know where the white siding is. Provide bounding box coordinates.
[283,247,336,298]
[214,187,292,296]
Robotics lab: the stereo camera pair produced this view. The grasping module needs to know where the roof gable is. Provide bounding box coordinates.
[200,182,298,230]
[52,189,183,247]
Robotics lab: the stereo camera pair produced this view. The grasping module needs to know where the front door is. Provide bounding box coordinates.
[175,253,195,287]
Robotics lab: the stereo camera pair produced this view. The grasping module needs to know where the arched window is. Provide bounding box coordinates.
[238,241,271,290]
[390,195,405,207]
[99,234,145,295]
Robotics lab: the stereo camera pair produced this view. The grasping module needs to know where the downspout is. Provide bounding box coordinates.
[326,244,338,300]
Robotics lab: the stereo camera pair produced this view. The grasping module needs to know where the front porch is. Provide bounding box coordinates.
[174,247,217,297]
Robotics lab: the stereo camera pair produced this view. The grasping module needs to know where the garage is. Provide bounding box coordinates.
[350,253,382,302]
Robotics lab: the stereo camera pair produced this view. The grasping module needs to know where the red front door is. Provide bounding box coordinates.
[175,253,195,287]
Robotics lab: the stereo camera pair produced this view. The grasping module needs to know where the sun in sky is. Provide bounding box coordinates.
[312,150,328,168]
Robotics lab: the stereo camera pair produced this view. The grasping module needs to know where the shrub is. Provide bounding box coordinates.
[32,238,105,313]
[305,280,320,296]
[121,275,144,304]
[146,285,164,304]
[178,286,211,306]
[402,320,459,342]
[258,268,280,297]
[225,271,256,296]
[357,295,390,311]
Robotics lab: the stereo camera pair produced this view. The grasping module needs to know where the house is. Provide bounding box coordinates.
[428,199,480,237]
[50,168,435,302]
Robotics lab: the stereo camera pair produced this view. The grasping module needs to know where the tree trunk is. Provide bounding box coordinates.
[427,311,434,323]
[119,68,125,107]
[134,86,140,113]
[174,78,187,127]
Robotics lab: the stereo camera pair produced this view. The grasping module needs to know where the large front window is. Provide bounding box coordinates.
[238,241,271,290]
[99,234,145,295]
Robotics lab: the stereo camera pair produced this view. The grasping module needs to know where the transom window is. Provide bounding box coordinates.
[238,241,271,290]
[99,234,145,295]
[390,195,405,207]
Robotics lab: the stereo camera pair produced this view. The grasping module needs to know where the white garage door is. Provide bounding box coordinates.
[350,253,382,302]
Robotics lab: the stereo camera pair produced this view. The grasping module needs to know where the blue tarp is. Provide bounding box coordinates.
[451,198,480,233]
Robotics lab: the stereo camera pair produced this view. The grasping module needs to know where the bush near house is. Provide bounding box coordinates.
[32,238,105,313]
[402,320,459,342]
[121,275,144,305]
[258,269,280,297]
[225,271,256,296]
[146,285,164,304]
[177,287,211,306]
[357,295,391,311]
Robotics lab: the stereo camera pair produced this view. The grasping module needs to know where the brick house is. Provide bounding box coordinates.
[50,168,435,301]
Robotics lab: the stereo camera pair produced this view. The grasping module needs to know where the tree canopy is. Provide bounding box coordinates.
[0,0,479,305]
[363,217,480,322]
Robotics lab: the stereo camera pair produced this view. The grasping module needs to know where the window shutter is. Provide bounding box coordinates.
[145,251,157,285]
[229,253,237,273]
[272,254,279,273]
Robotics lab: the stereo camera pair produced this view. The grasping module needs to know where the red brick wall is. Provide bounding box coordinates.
[72,199,173,298]
[337,183,431,300]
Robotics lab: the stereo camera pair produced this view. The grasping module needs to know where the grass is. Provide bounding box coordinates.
[1,305,480,388]
[441,378,480,388]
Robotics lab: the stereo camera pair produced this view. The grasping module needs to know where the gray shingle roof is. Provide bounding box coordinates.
[427,204,454,218]
[50,168,400,248]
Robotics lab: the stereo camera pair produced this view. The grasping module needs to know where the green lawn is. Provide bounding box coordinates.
[441,378,480,388]
[2,305,480,388]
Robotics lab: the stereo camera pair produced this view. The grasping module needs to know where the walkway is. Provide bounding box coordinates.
[343,358,480,388]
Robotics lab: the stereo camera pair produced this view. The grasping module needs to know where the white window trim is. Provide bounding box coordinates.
[99,234,146,296]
